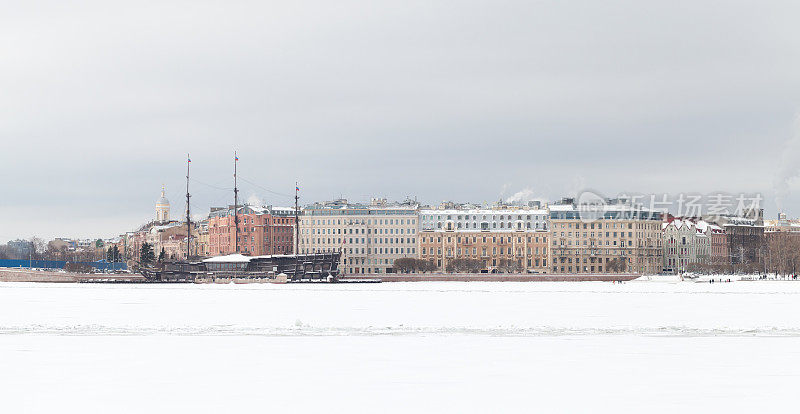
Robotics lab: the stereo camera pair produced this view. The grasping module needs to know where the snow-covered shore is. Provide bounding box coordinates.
[2,281,799,412]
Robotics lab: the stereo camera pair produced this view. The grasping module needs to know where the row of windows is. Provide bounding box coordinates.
[421,214,546,222]
[422,246,546,256]
[305,227,416,235]
[345,248,416,255]
[555,239,662,248]
[551,248,654,256]
[432,258,549,269]
[421,236,548,244]
[344,256,403,266]
[304,209,417,217]
[305,237,416,245]
[552,221,660,230]
[557,231,636,238]
[210,225,292,234]
[303,218,416,225]
[209,216,294,227]
[426,221,546,230]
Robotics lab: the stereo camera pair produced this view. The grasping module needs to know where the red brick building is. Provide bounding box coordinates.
[709,225,729,266]
[208,205,296,256]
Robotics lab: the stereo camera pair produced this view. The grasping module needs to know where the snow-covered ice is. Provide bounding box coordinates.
[2,280,800,412]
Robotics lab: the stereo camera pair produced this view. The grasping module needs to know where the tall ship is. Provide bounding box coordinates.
[142,252,341,283]
[140,152,341,283]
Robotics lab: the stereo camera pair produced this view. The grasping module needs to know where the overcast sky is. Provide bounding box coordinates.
[2,0,800,242]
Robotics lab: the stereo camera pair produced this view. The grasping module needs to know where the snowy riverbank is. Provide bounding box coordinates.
[2,281,799,412]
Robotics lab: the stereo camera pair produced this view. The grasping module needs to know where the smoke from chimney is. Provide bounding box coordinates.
[774,113,800,213]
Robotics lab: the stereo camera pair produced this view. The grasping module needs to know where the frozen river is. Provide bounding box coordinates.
[2,280,799,412]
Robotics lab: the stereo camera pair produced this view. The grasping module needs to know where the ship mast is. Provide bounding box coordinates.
[186,153,192,259]
[234,151,239,253]
[294,182,300,254]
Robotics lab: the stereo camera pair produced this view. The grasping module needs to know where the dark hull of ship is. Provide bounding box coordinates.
[141,252,341,283]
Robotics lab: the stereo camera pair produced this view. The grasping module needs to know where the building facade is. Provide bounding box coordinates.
[662,217,716,273]
[418,207,550,273]
[207,205,295,256]
[145,222,196,260]
[709,224,730,268]
[713,208,765,271]
[764,212,800,233]
[298,199,419,275]
[196,220,209,257]
[549,199,663,274]
[156,186,170,223]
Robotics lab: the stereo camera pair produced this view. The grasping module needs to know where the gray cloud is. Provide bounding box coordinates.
[2,0,800,241]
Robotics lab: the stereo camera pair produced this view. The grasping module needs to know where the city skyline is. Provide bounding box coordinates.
[3,1,800,242]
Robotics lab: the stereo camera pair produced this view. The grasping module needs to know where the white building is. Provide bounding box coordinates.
[662,218,717,273]
[419,208,549,232]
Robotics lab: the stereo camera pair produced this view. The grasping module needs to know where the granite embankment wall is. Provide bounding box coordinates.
[0,269,145,283]
[339,273,642,282]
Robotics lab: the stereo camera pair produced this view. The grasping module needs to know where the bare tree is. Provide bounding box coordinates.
[496,258,524,274]
[766,233,800,277]
[606,256,628,273]
[393,258,417,273]
[445,258,484,273]
[29,237,47,260]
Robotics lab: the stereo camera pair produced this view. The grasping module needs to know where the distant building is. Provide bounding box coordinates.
[156,186,170,223]
[418,207,550,273]
[298,198,419,275]
[160,234,188,260]
[764,213,800,275]
[708,224,730,268]
[711,208,765,271]
[764,212,800,233]
[6,239,33,259]
[207,205,295,256]
[549,199,663,274]
[661,217,720,273]
[146,222,196,259]
[196,220,209,257]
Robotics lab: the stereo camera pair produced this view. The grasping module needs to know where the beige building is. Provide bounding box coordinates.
[764,212,800,233]
[549,199,663,274]
[418,207,550,273]
[196,220,209,257]
[298,199,419,274]
[145,222,198,260]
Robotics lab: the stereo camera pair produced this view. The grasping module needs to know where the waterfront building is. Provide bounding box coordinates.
[196,220,209,257]
[145,222,195,259]
[710,208,765,271]
[207,205,295,256]
[709,224,730,268]
[549,198,663,274]
[661,217,718,273]
[418,206,550,273]
[298,198,419,275]
[764,213,800,275]
[159,234,188,260]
